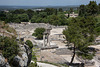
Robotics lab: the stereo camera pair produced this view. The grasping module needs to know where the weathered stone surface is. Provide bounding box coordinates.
[12,44,32,67]
[0,54,11,67]
[54,48,73,55]
[76,56,95,66]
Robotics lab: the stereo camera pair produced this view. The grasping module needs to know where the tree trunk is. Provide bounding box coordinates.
[68,42,70,48]
[70,44,75,64]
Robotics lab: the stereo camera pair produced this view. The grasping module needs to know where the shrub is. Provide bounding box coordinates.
[25,40,33,49]
[28,62,38,67]
[0,36,19,65]
[32,28,45,39]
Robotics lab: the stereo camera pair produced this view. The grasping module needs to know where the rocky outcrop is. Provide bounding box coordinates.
[0,43,32,67]
[12,44,32,67]
[0,54,11,67]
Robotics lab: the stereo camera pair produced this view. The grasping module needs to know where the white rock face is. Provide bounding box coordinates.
[0,54,11,67]
[14,54,28,67]
[13,44,32,67]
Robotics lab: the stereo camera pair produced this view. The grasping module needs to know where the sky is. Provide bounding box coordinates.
[0,0,100,6]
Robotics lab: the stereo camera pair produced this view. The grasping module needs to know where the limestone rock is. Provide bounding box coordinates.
[0,54,11,67]
[12,44,32,67]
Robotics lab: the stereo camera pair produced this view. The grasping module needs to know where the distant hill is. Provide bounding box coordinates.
[0,5,79,11]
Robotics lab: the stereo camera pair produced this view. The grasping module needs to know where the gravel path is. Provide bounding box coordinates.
[37,62,57,67]
[31,61,57,67]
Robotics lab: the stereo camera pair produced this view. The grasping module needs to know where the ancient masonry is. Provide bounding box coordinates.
[43,26,52,47]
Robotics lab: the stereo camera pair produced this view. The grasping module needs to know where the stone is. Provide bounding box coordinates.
[0,54,11,67]
[12,44,32,67]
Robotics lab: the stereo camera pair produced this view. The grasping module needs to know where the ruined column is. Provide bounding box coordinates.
[48,35,50,46]
[47,34,49,43]
[43,34,45,47]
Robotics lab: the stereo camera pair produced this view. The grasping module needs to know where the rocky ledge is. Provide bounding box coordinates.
[0,44,32,67]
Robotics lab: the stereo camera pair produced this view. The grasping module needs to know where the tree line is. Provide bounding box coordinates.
[0,8,67,26]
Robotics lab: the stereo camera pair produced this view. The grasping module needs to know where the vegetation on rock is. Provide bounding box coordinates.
[25,40,33,49]
[0,36,19,65]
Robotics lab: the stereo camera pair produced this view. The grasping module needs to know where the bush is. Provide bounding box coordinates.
[28,62,38,67]
[0,36,19,65]
[32,28,45,39]
[25,40,33,49]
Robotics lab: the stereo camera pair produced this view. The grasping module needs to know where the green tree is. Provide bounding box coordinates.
[45,8,56,15]
[98,3,100,14]
[32,28,45,39]
[63,16,97,63]
[12,14,21,23]
[86,1,98,16]
[25,40,33,49]
[95,22,100,35]
[79,5,86,17]
[13,9,25,14]
[26,9,34,19]
[59,8,63,12]
[0,11,6,21]
[17,14,29,22]
[38,12,47,18]
[78,1,98,16]
[69,8,73,13]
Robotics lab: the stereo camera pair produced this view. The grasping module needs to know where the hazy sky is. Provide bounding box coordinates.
[0,0,100,6]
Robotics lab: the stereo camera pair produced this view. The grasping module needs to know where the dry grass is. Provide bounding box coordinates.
[0,21,17,37]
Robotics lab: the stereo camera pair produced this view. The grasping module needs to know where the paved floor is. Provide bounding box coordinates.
[37,50,67,64]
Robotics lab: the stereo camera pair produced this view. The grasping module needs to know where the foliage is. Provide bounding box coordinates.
[32,47,38,61]
[69,8,73,13]
[0,11,6,21]
[13,9,25,14]
[28,47,38,67]
[32,28,45,39]
[28,62,38,67]
[0,36,19,65]
[59,8,63,12]
[44,8,57,15]
[79,5,86,17]
[87,1,98,15]
[17,14,29,22]
[63,16,97,62]
[48,14,67,25]
[0,8,68,26]
[25,40,33,49]
[79,1,98,16]
[26,9,34,19]
[77,52,95,60]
